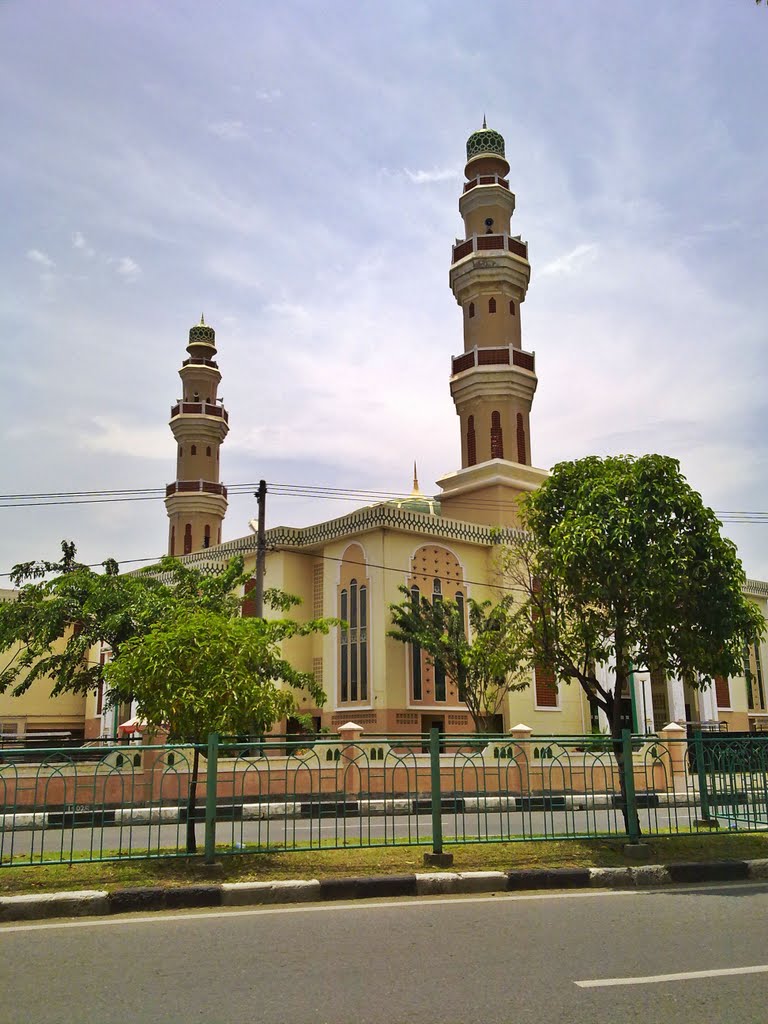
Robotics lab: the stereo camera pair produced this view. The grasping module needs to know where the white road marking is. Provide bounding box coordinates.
[1,880,766,935]
[576,964,768,987]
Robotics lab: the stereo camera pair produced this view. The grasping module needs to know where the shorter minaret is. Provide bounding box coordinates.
[165,317,229,555]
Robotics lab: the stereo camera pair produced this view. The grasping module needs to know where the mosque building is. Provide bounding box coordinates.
[1,124,765,742]
[107,122,766,742]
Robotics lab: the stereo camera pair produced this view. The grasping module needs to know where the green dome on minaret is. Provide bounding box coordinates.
[466,118,506,161]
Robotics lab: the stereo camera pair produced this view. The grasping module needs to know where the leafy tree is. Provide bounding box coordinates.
[503,455,765,836]
[105,601,332,852]
[389,586,528,733]
[0,541,251,699]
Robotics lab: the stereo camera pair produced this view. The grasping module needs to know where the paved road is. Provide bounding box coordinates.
[1,806,694,861]
[3,882,768,1023]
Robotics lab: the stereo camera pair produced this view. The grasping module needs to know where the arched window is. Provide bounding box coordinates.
[350,579,358,701]
[203,524,211,548]
[516,412,527,464]
[170,526,175,556]
[468,302,475,319]
[488,297,496,314]
[509,300,516,316]
[340,588,349,702]
[491,411,504,459]
[455,592,467,701]
[217,527,221,544]
[183,523,192,555]
[359,585,368,702]
[410,585,422,701]
[433,579,446,701]
[466,415,476,466]
[206,446,212,456]
[191,444,197,456]
[178,447,183,457]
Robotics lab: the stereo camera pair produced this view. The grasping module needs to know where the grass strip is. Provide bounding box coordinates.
[2,831,768,896]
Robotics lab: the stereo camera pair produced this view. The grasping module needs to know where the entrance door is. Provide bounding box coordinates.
[421,716,444,752]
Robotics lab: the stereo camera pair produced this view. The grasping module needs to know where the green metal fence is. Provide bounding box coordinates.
[2,729,768,868]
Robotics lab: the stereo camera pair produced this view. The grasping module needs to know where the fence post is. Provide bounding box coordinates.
[622,729,640,844]
[693,729,714,825]
[204,732,219,864]
[423,726,452,866]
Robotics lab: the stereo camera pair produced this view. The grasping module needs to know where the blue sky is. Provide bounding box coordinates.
[2,0,767,578]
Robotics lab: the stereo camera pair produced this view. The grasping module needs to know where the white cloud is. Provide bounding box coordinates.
[79,416,169,460]
[26,248,54,268]
[72,231,95,257]
[113,256,141,281]
[403,167,458,184]
[208,120,247,141]
[539,244,597,277]
[254,88,281,101]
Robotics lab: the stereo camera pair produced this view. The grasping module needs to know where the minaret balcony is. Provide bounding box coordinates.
[452,344,535,376]
[182,357,219,369]
[170,401,229,422]
[166,480,228,498]
[452,233,528,264]
[463,174,510,193]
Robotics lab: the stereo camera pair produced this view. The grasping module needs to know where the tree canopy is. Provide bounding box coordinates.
[504,454,765,740]
[389,586,528,732]
[0,542,251,699]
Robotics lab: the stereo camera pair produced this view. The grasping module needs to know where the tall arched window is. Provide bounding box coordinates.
[183,523,192,554]
[191,444,197,456]
[206,446,212,457]
[170,526,175,556]
[203,524,211,548]
[466,415,476,466]
[410,585,422,701]
[516,412,527,464]
[488,297,496,314]
[455,591,466,701]
[490,411,504,459]
[468,302,475,319]
[509,300,516,316]
[433,578,446,701]
[338,546,370,704]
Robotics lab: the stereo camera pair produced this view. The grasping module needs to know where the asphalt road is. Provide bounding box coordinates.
[2,882,768,1023]
[1,806,695,861]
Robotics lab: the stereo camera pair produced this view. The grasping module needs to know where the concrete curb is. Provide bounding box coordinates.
[2,860,767,923]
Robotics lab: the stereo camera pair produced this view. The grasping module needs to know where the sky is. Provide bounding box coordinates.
[1,0,767,580]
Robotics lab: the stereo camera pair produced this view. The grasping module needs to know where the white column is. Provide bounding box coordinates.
[635,671,653,733]
[667,675,686,726]
[698,682,717,724]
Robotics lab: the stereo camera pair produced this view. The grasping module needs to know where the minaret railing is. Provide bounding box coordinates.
[451,233,528,265]
[451,344,535,377]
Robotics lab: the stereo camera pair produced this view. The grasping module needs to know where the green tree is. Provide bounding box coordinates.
[503,455,765,836]
[0,541,251,699]
[105,601,331,852]
[389,586,528,733]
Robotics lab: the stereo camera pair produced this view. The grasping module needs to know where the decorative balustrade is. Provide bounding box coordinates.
[451,345,535,376]
[463,174,510,193]
[181,357,219,368]
[451,233,528,264]
[170,401,228,422]
[165,481,228,498]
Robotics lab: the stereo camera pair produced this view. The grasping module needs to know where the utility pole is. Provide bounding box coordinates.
[254,479,267,618]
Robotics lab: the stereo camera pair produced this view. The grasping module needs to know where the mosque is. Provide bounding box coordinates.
[2,124,766,743]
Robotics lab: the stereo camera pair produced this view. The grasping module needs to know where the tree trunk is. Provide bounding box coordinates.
[608,688,642,840]
[186,743,200,854]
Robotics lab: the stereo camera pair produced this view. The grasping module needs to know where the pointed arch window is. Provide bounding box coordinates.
[340,588,349,702]
[468,302,475,319]
[455,592,467,701]
[203,524,211,548]
[516,412,527,464]
[183,523,192,555]
[490,411,504,459]
[466,415,477,466]
[509,300,516,316]
[488,297,496,314]
[170,526,175,556]
[339,575,369,703]
[206,446,212,457]
[191,445,197,456]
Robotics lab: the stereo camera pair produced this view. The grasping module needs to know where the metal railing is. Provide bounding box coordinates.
[2,729,768,868]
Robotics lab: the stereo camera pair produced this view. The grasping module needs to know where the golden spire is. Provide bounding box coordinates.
[411,460,420,495]
[200,313,205,325]
[482,113,487,129]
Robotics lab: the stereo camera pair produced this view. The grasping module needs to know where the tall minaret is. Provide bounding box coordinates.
[437,122,547,527]
[165,317,229,555]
